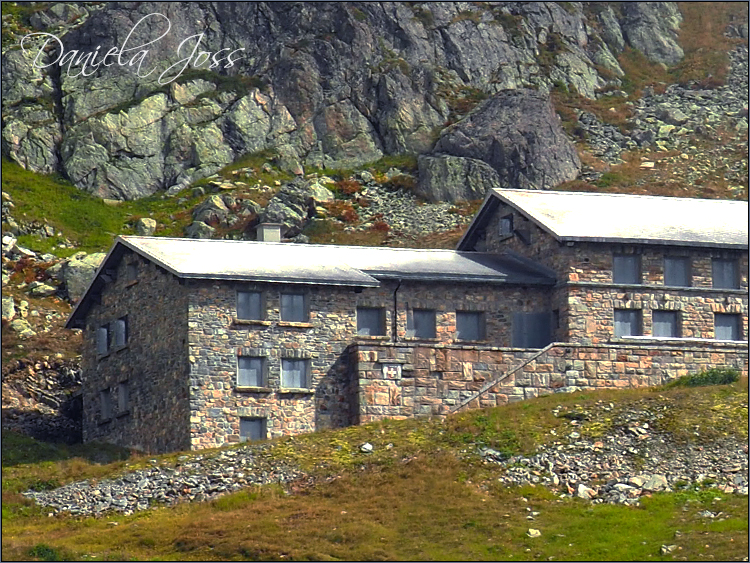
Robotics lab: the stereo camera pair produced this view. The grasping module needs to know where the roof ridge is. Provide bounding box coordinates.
[493,188,748,204]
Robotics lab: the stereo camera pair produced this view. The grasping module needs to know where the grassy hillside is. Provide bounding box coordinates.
[3,379,747,561]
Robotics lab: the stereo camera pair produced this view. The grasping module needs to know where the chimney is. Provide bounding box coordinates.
[257,223,282,242]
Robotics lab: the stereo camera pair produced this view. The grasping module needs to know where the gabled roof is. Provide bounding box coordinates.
[458,189,749,250]
[66,236,555,328]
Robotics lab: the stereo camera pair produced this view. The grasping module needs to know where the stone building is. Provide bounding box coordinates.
[67,190,748,453]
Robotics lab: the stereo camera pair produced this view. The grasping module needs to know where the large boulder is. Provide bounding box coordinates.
[416,155,500,203]
[429,90,580,193]
[2,296,15,322]
[61,253,106,302]
[620,3,684,66]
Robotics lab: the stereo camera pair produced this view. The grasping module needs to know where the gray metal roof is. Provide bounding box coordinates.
[118,236,555,285]
[461,189,749,249]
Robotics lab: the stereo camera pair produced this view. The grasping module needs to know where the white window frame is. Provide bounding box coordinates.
[406,309,437,339]
[357,307,385,336]
[281,358,308,389]
[613,254,641,285]
[237,356,265,388]
[614,309,642,337]
[280,293,307,322]
[456,311,484,341]
[237,290,264,320]
[652,310,679,338]
[664,256,690,287]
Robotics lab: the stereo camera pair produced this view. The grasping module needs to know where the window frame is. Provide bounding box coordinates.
[499,214,514,239]
[663,256,690,287]
[357,306,386,336]
[239,417,267,442]
[280,292,308,322]
[117,381,129,414]
[112,316,128,349]
[96,325,109,356]
[714,313,742,341]
[100,388,112,421]
[712,258,739,289]
[614,309,642,337]
[455,311,485,342]
[612,254,641,285]
[281,358,309,389]
[406,308,437,339]
[652,310,680,338]
[237,355,266,388]
[237,290,264,321]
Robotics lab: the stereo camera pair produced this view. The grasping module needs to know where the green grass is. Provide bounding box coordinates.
[3,381,746,561]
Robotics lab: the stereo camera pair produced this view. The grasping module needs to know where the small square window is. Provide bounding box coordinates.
[714,313,741,341]
[407,309,436,339]
[664,257,690,287]
[238,356,265,387]
[613,255,641,284]
[456,311,484,341]
[96,325,109,355]
[357,307,385,336]
[281,293,307,322]
[112,317,128,348]
[237,291,263,320]
[614,309,641,337]
[281,359,308,389]
[118,381,129,412]
[100,389,112,420]
[652,311,679,337]
[499,214,514,237]
[712,259,739,289]
[240,417,266,442]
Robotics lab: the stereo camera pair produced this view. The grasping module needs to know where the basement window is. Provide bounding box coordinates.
[240,417,267,442]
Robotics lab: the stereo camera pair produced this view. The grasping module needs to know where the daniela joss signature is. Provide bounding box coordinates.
[21,13,245,85]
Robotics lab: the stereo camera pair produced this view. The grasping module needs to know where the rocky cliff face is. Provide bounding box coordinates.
[2,2,687,201]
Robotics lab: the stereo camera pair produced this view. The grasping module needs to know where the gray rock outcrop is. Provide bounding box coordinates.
[61,252,106,302]
[424,90,581,198]
[2,2,686,201]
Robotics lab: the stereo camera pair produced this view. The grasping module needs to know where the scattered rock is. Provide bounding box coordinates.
[134,218,157,236]
[527,528,541,538]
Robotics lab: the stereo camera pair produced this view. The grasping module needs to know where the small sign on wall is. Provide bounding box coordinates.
[382,364,402,379]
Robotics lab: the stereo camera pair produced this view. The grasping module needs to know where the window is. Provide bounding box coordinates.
[499,214,514,237]
[281,359,308,388]
[407,309,436,339]
[237,356,265,387]
[126,262,138,283]
[118,382,129,413]
[512,312,552,348]
[614,309,641,337]
[456,311,484,341]
[237,291,263,320]
[357,307,385,336]
[96,325,109,355]
[240,417,266,442]
[714,313,741,341]
[280,293,307,322]
[112,317,127,348]
[652,311,679,337]
[613,254,641,284]
[712,259,739,289]
[664,257,690,287]
[100,389,112,420]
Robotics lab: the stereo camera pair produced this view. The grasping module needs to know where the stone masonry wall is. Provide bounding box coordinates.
[185,278,553,449]
[478,200,749,345]
[353,340,749,422]
[82,250,190,453]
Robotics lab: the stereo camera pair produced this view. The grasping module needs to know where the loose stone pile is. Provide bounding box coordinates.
[23,445,304,517]
[578,45,748,165]
[481,399,749,505]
